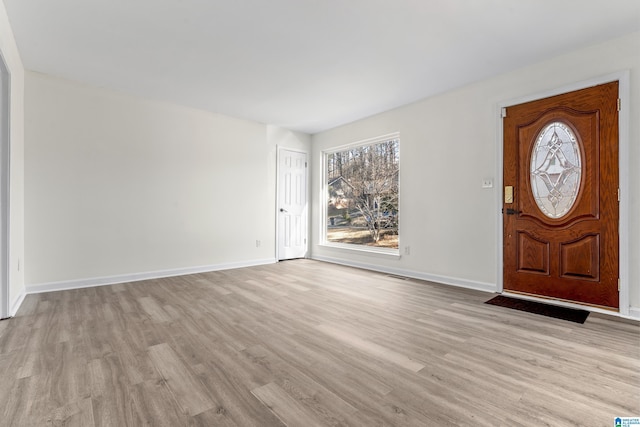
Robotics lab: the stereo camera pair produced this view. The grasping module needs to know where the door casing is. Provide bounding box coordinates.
[496,71,631,316]
[0,51,10,320]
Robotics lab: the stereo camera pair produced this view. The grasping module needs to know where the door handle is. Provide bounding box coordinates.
[280,208,288,213]
[503,208,521,215]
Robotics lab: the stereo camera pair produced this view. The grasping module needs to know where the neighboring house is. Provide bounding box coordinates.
[328,176,355,210]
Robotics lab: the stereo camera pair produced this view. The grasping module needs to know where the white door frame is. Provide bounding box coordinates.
[495,70,631,316]
[276,146,309,261]
[0,51,11,319]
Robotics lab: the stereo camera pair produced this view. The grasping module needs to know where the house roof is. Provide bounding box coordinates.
[328,176,353,188]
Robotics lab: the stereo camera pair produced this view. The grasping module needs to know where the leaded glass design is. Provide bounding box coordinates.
[530,122,582,218]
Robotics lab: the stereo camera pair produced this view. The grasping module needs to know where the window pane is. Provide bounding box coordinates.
[530,122,582,219]
[326,138,399,248]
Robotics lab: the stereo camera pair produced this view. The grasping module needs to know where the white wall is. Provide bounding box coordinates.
[15,26,640,315]
[311,32,640,312]
[25,72,310,289]
[0,0,25,316]
[268,125,311,153]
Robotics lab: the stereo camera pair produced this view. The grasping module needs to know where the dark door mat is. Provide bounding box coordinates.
[485,295,590,324]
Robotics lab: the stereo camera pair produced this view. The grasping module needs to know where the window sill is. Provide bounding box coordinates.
[319,242,400,257]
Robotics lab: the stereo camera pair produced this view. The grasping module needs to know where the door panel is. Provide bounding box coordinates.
[560,234,599,280]
[278,149,308,260]
[503,81,619,309]
[516,232,549,274]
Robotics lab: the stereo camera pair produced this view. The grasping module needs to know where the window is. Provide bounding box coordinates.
[324,134,399,251]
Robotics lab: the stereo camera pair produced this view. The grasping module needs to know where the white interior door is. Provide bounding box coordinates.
[277,149,308,260]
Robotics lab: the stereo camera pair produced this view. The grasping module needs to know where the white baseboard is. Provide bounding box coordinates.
[25,258,277,295]
[10,289,26,317]
[313,255,640,321]
[18,255,640,322]
[311,255,496,293]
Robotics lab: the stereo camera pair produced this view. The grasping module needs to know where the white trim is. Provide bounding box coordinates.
[319,242,400,257]
[9,289,24,317]
[496,71,631,314]
[323,132,401,154]
[312,254,496,293]
[276,146,310,261]
[617,71,631,316]
[488,161,501,293]
[314,253,638,321]
[495,96,505,295]
[0,50,10,320]
[25,258,276,294]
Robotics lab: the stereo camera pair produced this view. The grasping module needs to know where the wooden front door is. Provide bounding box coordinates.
[503,82,619,309]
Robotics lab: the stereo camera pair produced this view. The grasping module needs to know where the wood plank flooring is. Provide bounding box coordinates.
[0,259,638,426]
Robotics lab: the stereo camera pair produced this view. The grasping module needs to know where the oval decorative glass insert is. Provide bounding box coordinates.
[530,122,582,218]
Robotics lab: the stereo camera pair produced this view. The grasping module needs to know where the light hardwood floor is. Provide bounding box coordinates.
[0,259,638,426]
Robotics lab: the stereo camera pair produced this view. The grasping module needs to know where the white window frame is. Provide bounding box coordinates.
[321,132,400,256]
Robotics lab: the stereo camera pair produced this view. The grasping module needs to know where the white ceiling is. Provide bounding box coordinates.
[3,0,639,134]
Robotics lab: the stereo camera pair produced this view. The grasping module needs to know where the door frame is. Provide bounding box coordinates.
[275,146,309,261]
[496,70,631,316]
[0,51,11,320]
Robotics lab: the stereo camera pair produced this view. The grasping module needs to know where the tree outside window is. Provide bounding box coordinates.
[325,136,399,249]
